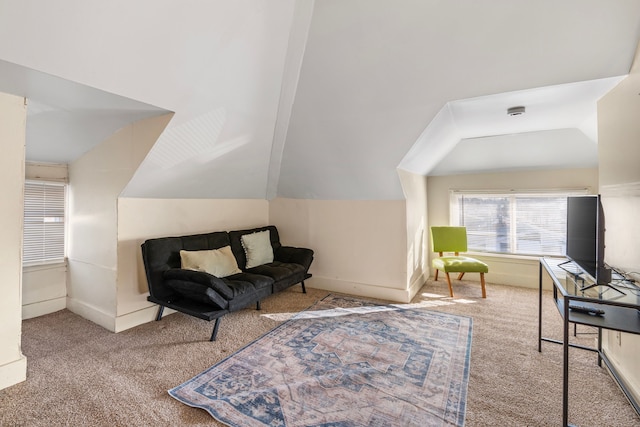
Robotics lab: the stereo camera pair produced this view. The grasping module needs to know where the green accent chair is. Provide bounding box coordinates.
[430,226,488,298]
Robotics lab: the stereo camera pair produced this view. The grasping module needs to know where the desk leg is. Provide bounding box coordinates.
[563,296,570,427]
[597,327,602,367]
[538,261,543,352]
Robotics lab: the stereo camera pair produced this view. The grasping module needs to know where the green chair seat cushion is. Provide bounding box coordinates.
[432,256,488,273]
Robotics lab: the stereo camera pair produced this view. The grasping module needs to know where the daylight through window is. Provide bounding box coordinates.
[23,181,66,265]
[449,189,588,256]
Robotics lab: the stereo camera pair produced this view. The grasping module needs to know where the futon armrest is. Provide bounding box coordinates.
[163,268,234,300]
[275,246,314,271]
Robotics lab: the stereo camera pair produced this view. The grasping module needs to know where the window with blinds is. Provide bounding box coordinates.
[23,181,66,265]
[449,189,588,256]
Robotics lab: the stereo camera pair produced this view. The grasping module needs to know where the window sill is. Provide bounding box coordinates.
[466,252,561,262]
[23,260,67,273]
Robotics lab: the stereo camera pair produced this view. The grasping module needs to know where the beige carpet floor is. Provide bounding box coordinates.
[1,280,639,426]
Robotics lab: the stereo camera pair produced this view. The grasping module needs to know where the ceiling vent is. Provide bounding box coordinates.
[507,106,526,116]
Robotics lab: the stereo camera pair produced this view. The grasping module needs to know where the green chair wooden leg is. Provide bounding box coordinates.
[444,272,454,297]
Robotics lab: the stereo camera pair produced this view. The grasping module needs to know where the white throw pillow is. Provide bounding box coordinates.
[180,246,241,278]
[241,230,274,268]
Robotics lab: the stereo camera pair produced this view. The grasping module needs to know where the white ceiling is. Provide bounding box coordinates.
[403,76,625,176]
[431,129,599,176]
[0,1,638,200]
[0,59,169,164]
[278,0,640,199]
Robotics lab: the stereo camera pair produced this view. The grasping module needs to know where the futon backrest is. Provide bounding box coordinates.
[141,231,231,301]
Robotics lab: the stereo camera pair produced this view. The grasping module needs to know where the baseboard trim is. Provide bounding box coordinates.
[114,305,176,333]
[0,354,27,391]
[22,297,66,320]
[66,297,179,333]
[408,272,427,301]
[308,277,412,303]
[66,297,115,332]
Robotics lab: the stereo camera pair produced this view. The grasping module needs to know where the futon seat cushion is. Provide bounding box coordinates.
[223,273,274,311]
[246,261,306,282]
[223,272,274,294]
[432,256,489,273]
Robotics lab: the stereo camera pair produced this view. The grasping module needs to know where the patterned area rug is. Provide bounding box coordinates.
[169,295,473,427]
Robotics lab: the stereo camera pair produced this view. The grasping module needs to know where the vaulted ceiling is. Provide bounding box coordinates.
[0,1,638,200]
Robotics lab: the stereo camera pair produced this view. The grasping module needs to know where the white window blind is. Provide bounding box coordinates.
[23,181,66,265]
[450,189,588,256]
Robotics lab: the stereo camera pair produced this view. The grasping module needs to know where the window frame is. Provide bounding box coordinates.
[449,188,590,257]
[23,179,67,267]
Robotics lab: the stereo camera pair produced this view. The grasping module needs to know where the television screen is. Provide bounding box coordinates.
[565,195,610,284]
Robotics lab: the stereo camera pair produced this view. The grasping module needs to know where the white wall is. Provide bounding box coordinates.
[269,198,409,302]
[426,168,599,289]
[398,169,429,297]
[0,92,27,390]
[597,46,640,403]
[67,114,172,331]
[22,264,66,320]
[115,198,269,332]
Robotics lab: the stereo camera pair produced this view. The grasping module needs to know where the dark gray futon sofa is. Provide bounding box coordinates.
[141,225,313,341]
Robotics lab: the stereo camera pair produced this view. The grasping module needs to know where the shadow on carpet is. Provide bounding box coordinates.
[169,294,473,427]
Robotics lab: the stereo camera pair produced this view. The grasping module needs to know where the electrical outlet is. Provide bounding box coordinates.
[616,331,622,346]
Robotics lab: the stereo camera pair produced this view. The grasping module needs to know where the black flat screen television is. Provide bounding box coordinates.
[565,195,611,285]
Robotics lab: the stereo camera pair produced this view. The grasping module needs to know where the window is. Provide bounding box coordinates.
[450,189,588,256]
[23,181,66,265]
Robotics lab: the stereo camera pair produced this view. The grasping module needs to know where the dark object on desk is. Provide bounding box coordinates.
[569,303,605,316]
[565,195,612,287]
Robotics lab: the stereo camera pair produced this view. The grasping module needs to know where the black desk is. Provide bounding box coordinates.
[538,257,640,427]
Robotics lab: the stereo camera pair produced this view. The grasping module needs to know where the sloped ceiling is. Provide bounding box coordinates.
[399,76,625,176]
[0,59,169,163]
[0,1,638,200]
[280,0,640,199]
